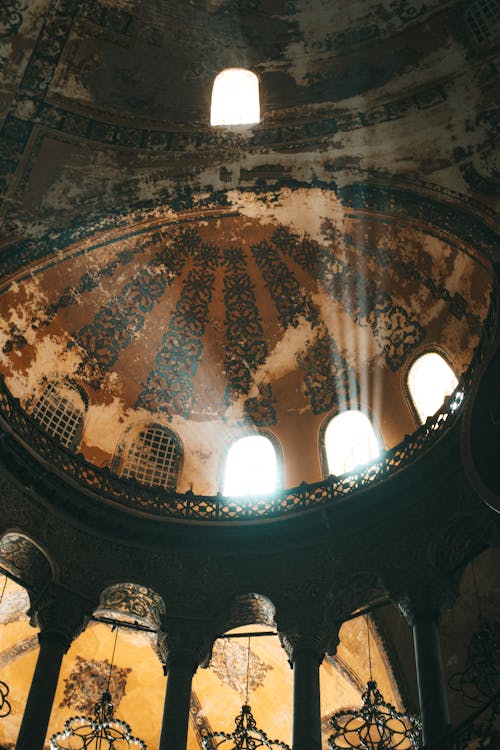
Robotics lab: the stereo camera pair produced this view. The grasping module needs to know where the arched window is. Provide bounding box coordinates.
[223,434,279,497]
[118,423,182,490]
[324,410,380,476]
[407,352,458,424]
[31,380,86,451]
[210,68,260,126]
[465,0,499,45]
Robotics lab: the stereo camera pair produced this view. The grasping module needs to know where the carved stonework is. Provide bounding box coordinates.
[224,593,276,632]
[388,566,460,626]
[157,621,215,673]
[0,533,51,588]
[29,585,91,647]
[209,639,272,697]
[96,582,165,629]
[59,655,131,713]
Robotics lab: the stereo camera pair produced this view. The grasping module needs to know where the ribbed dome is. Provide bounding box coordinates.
[0,187,491,495]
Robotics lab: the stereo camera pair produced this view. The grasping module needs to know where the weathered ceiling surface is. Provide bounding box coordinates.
[0,0,498,242]
[0,189,492,492]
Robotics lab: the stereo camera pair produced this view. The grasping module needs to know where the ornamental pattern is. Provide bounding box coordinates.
[0,533,51,587]
[251,240,319,329]
[223,249,276,426]
[136,241,219,417]
[59,655,131,714]
[251,240,357,414]
[97,582,165,628]
[2,237,150,355]
[298,330,357,415]
[274,227,425,371]
[0,1,25,39]
[209,639,273,698]
[78,229,193,370]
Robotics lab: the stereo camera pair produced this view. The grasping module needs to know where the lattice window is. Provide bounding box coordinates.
[32,382,85,451]
[223,435,278,497]
[211,69,260,126]
[120,425,181,490]
[324,410,380,476]
[466,0,500,44]
[407,352,458,424]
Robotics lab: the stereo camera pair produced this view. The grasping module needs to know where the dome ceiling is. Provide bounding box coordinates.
[0,188,491,494]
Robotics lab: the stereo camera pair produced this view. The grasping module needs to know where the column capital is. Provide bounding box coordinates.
[278,615,339,664]
[28,584,90,650]
[388,566,459,626]
[157,617,215,675]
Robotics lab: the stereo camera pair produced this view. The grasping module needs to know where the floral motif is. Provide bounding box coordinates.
[223,249,276,426]
[209,640,272,698]
[136,241,219,417]
[78,229,194,371]
[59,655,131,713]
[274,226,425,371]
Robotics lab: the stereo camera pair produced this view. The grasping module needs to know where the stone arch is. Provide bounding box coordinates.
[219,592,277,633]
[95,582,166,630]
[0,532,53,590]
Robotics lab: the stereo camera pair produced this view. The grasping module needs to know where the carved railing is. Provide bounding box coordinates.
[450,690,500,749]
[0,286,497,522]
[424,690,500,749]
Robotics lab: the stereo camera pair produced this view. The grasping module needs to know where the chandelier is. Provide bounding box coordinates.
[50,625,146,749]
[204,702,290,750]
[329,680,421,750]
[203,635,290,750]
[329,617,421,750]
[450,561,500,707]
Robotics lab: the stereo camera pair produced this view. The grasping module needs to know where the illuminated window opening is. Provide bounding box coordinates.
[324,410,380,476]
[32,381,85,451]
[211,68,260,126]
[119,424,182,490]
[408,352,458,424]
[223,435,278,497]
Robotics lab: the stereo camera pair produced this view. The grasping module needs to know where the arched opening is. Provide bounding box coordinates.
[95,582,165,630]
[0,533,52,589]
[407,352,458,424]
[210,68,260,126]
[116,423,183,490]
[223,435,279,497]
[324,410,380,476]
[31,380,86,452]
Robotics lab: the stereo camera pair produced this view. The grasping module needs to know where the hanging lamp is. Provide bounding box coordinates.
[0,577,12,718]
[329,616,421,750]
[203,635,290,750]
[50,624,146,749]
[450,560,500,707]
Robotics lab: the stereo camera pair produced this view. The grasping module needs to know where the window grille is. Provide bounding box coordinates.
[466,0,500,44]
[120,425,181,490]
[32,382,85,451]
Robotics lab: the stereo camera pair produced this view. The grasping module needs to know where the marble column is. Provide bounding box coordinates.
[412,613,450,746]
[280,625,339,750]
[158,624,213,750]
[395,570,457,748]
[16,587,88,750]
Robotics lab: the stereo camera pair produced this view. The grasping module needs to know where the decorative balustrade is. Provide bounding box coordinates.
[0,286,496,523]
[424,690,500,749]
